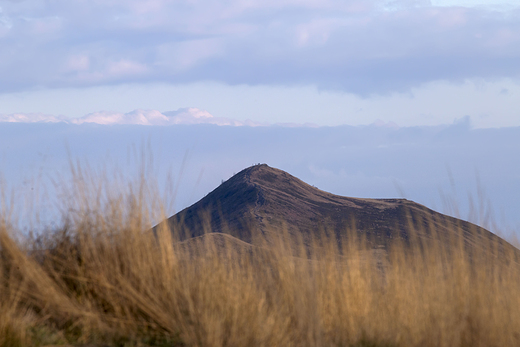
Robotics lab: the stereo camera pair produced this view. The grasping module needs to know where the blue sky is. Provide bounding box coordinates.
[1,0,520,127]
[2,121,520,236]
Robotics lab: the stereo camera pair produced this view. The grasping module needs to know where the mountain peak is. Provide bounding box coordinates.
[163,165,511,252]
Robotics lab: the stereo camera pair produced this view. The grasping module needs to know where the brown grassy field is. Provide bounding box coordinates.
[1,162,520,347]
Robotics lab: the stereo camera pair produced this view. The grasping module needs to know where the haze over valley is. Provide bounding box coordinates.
[1,117,518,237]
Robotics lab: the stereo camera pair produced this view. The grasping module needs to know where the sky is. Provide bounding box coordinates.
[2,121,520,237]
[1,0,520,127]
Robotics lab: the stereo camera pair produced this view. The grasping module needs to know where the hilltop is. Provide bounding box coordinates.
[161,164,512,253]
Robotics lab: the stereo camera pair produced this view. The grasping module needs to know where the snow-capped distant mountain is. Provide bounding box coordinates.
[0,108,267,126]
[0,113,68,123]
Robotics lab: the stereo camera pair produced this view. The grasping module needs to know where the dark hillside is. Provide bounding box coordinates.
[161,164,517,255]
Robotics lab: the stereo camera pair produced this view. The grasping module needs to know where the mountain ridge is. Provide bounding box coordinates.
[161,164,516,254]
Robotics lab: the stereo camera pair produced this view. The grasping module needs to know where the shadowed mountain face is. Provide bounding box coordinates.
[162,164,514,252]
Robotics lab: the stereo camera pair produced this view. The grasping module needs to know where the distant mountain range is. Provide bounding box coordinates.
[0,108,310,127]
[159,164,517,255]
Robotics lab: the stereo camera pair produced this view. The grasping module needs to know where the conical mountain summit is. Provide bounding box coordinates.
[161,164,512,252]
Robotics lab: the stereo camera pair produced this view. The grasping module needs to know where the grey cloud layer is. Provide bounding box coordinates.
[1,0,519,94]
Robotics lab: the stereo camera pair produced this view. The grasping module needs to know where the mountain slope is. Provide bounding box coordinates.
[162,164,515,253]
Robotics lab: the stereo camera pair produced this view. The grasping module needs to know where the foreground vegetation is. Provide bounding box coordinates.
[1,164,520,347]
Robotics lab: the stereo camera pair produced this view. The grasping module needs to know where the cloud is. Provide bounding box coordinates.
[0,1,519,94]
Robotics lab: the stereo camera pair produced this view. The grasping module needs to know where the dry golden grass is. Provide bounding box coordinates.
[1,162,520,347]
